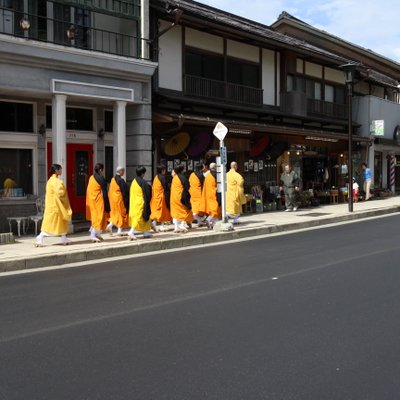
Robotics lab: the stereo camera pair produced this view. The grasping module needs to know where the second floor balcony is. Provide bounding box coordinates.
[281,91,347,120]
[184,75,263,107]
[0,4,148,59]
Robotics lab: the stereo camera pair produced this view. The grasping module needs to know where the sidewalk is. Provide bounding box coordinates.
[1,196,399,273]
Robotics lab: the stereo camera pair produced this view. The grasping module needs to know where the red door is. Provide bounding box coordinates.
[47,143,93,216]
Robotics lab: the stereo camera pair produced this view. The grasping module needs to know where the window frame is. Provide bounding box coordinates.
[0,99,35,133]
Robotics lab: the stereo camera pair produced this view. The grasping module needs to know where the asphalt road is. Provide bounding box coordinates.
[1,215,400,400]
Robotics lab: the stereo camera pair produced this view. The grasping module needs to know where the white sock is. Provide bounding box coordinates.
[36,232,45,243]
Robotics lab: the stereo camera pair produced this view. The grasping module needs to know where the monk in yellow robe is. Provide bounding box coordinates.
[86,163,110,242]
[128,166,153,240]
[106,166,129,236]
[199,162,221,228]
[150,165,171,231]
[189,162,206,226]
[170,165,193,233]
[34,164,72,246]
[226,161,246,224]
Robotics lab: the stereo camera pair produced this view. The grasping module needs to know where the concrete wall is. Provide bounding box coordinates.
[353,95,400,138]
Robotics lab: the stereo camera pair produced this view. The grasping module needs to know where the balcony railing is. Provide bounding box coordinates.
[55,0,140,18]
[281,91,347,119]
[307,98,347,119]
[184,75,263,107]
[0,7,149,59]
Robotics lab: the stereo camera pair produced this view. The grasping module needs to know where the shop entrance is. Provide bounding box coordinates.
[47,143,93,216]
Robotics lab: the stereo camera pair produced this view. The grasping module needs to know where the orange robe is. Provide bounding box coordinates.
[189,171,204,216]
[170,174,193,223]
[150,175,171,222]
[199,171,221,218]
[108,176,129,228]
[86,175,109,231]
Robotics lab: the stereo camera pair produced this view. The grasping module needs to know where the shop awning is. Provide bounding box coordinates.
[154,112,372,143]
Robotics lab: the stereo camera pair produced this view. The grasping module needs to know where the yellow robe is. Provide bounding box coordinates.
[199,172,221,218]
[108,177,129,228]
[86,175,109,230]
[150,175,171,222]
[41,174,72,235]
[226,169,246,215]
[170,175,193,222]
[129,179,151,232]
[189,172,203,216]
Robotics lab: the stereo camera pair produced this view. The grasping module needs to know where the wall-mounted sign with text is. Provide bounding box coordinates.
[370,120,384,136]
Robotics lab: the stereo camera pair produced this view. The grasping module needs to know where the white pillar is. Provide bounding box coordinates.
[52,94,67,182]
[113,101,127,173]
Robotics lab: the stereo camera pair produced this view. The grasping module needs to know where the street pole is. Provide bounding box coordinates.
[219,140,227,222]
[213,122,232,230]
[347,80,353,212]
[341,63,358,213]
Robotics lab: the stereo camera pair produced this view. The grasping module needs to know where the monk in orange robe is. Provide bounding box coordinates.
[189,162,206,226]
[199,162,221,228]
[86,163,110,242]
[150,165,171,231]
[106,166,129,235]
[170,165,193,233]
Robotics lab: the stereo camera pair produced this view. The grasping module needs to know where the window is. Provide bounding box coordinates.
[185,50,224,81]
[53,3,90,48]
[0,148,33,197]
[104,110,113,132]
[67,108,93,130]
[287,75,294,91]
[306,79,321,100]
[325,84,345,104]
[287,75,305,92]
[227,59,259,88]
[325,85,334,102]
[105,146,114,183]
[0,101,33,132]
[46,106,93,131]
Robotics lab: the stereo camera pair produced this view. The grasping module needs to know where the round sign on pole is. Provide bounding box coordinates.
[213,122,228,141]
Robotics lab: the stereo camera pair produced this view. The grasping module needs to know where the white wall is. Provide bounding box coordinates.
[158,20,182,91]
[305,61,322,78]
[262,48,276,106]
[185,28,223,54]
[227,39,259,62]
[325,67,344,84]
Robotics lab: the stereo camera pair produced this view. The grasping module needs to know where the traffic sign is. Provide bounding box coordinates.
[213,122,228,141]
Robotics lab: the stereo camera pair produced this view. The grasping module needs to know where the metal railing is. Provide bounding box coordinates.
[281,91,347,119]
[55,0,140,18]
[0,6,149,59]
[184,75,263,107]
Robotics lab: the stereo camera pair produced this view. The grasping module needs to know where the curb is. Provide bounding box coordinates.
[1,205,399,273]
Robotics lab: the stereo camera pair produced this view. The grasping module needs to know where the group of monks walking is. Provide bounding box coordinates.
[34,160,246,246]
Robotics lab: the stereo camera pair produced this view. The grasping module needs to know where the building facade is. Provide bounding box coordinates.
[272,12,400,194]
[150,0,370,203]
[0,0,157,231]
